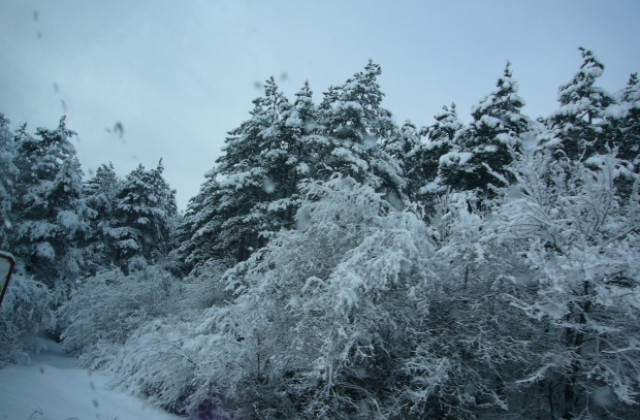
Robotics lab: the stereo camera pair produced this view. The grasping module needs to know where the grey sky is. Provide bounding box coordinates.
[1,0,639,209]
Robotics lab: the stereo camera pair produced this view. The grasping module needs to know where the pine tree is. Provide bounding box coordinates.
[82,163,121,273]
[284,80,321,180]
[254,78,306,237]
[317,61,404,196]
[384,121,421,161]
[180,78,305,269]
[441,62,531,200]
[182,65,407,271]
[607,72,640,168]
[0,114,18,249]
[11,116,87,291]
[322,60,395,140]
[109,161,177,273]
[405,104,465,207]
[542,47,615,161]
[177,169,223,272]
[286,80,318,137]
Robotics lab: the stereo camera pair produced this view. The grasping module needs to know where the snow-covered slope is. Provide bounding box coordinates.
[0,339,181,420]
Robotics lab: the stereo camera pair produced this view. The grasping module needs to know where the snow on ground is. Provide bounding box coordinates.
[0,339,182,420]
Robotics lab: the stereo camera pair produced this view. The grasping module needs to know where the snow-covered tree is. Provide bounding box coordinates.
[179,79,288,267]
[489,151,640,419]
[609,73,640,166]
[285,80,318,139]
[82,163,122,273]
[11,116,87,292]
[541,48,615,161]
[386,189,540,419]
[0,273,55,367]
[0,114,19,249]
[109,161,177,273]
[84,163,121,220]
[181,65,407,272]
[58,265,179,369]
[404,104,465,210]
[317,61,404,196]
[441,62,532,200]
[176,170,223,273]
[180,79,314,270]
[604,72,640,199]
[382,120,422,197]
[383,121,421,162]
[321,61,394,140]
[422,103,465,179]
[111,175,435,418]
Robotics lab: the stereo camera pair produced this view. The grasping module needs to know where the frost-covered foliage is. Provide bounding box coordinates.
[82,163,122,273]
[3,52,640,420]
[109,161,178,273]
[58,266,180,369]
[541,47,616,161]
[100,154,640,418]
[391,150,640,419]
[488,151,640,419]
[112,176,435,418]
[442,62,533,200]
[390,190,537,419]
[10,116,87,290]
[0,273,55,367]
[179,78,306,270]
[179,63,404,272]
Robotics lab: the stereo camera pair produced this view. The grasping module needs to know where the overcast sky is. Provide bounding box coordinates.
[1,0,639,209]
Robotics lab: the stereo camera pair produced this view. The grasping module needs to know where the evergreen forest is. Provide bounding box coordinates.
[1,48,639,419]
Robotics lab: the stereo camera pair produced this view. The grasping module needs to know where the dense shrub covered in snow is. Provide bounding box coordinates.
[0,274,55,367]
[489,152,640,418]
[58,266,181,369]
[110,176,436,418]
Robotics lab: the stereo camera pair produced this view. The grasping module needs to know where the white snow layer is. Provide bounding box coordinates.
[0,339,181,420]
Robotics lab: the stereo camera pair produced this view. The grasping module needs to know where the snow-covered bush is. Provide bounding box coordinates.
[0,273,55,367]
[110,315,229,418]
[391,150,640,419]
[104,264,238,417]
[109,175,548,419]
[388,190,538,419]
[110,175,437,419]
[487,151,640,419]
[58,265,180,369]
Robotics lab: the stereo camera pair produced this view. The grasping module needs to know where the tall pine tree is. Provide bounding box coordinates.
[440,62,531,200]
[606,72,640,168]
[318,61,404,196]
[0,114,18,249]
[405,104,465,208]
[180,78,305,270]
[11,116,87,292]
[109,161,177,273]
[383,121,423,199]
[82,163,122,273]
[541,47,615,161]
